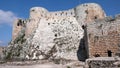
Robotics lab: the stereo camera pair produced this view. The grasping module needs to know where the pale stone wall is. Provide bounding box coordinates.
[25,19,40,37]
[75,3,106,26]
[49,9,75,17]
[25,7,49,37]
[26,8,76,37]
[86,16,120,58]
[25,16,84,60]
[24,3,105,37]
[29,7,48,20]
[12,19,24,40]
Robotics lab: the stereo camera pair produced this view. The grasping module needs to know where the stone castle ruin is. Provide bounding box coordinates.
[4,3,120,63]
[12,3,105,40]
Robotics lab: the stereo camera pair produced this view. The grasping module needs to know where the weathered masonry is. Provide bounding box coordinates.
[86,15,120,58]
[12,3,105,40]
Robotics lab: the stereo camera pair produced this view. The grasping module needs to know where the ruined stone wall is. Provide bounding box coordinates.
[28,16,84,60]
[85,57,120,68]
[75,3,106,26]
[49,9,75,17]
[86,15,120,58]
[25,7,48,37]
[29,7,48,20]
[12,19,25,40]
[25,19,39,37]
[26,8,76,37]
[10,3,109,61]
[23,3,105,37]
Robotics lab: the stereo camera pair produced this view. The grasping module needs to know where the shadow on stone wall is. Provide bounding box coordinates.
[77,25,88,61]
[77,36,88,61]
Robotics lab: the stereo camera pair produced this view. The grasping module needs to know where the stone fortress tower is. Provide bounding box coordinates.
[7,3,113,61]
[87,15,120,58]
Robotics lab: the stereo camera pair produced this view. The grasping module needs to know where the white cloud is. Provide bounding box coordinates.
[0,10,18,25]
[0,41,3,44]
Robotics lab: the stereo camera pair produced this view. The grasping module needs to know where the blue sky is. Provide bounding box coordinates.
[0,0,120,46]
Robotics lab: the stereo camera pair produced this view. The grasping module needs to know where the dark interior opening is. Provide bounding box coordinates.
[55,34,57,37]
[94,16,98,19]
[31,9,35,12]
[94,53,100,57]
[85,10,88,14]
[82,25,85,29]
[17,20,22,26]
[48,23,50,25]
[17,23,20,26]
[107,50,112,57]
